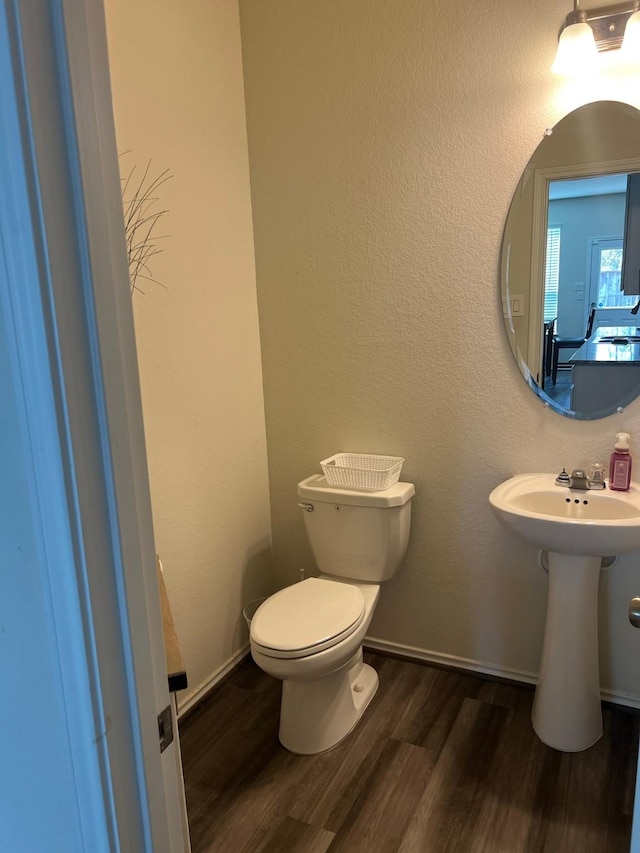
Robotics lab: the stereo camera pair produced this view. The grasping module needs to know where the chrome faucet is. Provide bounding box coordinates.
[555,465,606,490]
[569,469,590,490]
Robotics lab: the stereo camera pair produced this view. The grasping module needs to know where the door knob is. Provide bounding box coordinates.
[629,596,640,628]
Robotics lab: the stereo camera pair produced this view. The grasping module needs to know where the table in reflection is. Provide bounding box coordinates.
[569,327,640,412]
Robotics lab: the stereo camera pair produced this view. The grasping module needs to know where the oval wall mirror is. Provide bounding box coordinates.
[500,100,640,420]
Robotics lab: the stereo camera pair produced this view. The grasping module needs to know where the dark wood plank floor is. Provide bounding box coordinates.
[179,652,639,852]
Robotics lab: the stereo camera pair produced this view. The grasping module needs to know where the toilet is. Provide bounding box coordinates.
[249,473,415,754]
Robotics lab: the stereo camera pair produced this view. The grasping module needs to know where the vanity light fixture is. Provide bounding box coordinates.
[552,0,640,74]
[621,6,640,58]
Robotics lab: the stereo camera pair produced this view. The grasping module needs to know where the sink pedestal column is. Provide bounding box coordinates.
[532,552,602,752]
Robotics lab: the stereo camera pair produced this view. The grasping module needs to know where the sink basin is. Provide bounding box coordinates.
[489,472,640,556]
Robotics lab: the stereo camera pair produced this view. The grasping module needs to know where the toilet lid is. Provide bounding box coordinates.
[251,577,365,658]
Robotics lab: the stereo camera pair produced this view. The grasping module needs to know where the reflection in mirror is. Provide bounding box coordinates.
[501,101,640,420]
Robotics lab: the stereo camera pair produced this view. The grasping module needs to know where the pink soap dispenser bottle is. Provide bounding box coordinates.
[609,432,632,491]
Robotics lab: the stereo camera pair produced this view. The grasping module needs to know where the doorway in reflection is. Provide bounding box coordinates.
[546,173,631,364]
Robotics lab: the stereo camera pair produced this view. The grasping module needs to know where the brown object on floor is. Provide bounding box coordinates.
[179,652,638,853]
[156,555,187,693]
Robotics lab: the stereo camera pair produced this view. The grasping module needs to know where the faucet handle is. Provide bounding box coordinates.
[588,462,606,489]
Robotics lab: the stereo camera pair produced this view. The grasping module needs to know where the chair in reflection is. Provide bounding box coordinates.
[541,318,555,389]
[551,303,596,385]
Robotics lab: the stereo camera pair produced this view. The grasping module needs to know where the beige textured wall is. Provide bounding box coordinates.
[239,0,640,698]
[104,0,273,709]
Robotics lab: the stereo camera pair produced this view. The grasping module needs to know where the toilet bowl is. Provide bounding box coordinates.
[249,473,414,755]
[250,577,380,754]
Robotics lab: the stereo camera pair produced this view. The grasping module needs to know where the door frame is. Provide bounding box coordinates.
[530,159,640,376]
[1,1,186,849]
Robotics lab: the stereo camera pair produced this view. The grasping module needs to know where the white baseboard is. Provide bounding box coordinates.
[177,644,250,718]
[365,636,640,711]
[176,637,640,717]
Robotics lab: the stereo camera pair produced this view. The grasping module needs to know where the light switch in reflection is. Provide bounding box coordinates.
[502,295,524,317]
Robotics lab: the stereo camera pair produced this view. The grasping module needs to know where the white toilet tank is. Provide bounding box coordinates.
[297,474,415,582]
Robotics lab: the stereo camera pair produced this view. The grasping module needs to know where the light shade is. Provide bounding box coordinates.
[552,21,598,74]
[621,10,640,60]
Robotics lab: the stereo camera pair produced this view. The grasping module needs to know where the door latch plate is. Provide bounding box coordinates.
[158,704,173,752]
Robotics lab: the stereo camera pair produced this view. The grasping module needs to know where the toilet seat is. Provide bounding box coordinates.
[251,577,366,659]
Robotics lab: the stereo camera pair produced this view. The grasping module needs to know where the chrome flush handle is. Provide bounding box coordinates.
[297,502,314,512]
[629,596,640,628]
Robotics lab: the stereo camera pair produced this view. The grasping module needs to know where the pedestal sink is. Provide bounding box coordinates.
[489,473,640,752]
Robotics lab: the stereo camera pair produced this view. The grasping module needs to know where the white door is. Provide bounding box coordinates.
[0,1,187,850]
[588,237,637,329]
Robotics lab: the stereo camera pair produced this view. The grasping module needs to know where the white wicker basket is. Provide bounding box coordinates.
[320,453,404,491]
